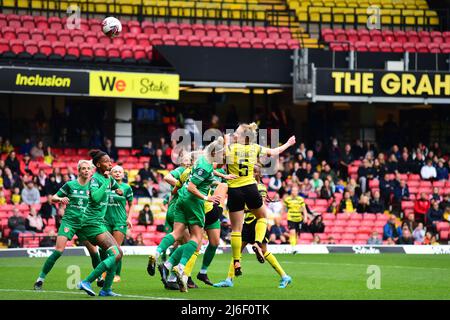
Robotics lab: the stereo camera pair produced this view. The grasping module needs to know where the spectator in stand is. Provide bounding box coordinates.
[383,215,402,241]
[367,231,382,245]
[296,142,307,159]
[150,148,167,169]
[1,139,14,154]
[351,139,365,160]
[431,187,441,202]
[138,204,154,226]
[339,191,357,214]
[294,161,308,182]
[396,226,414,245]
[327,236,336,244]
[21,181,41,205]
[414,192,431,224]
[39,194,56,223]
[436,159,449,181]
[412,223,425,244]
[39,230,57,247]
[157,173,171,199]
[385,237,396,245]
[11,187,21,205]
[55,207,64,230]
[25,207,45,233]
[19,138,33,155]
[397,152,411,174]
[305,150,318,169]
[386,154,399,174]
[44,174,60,196]
[67,167,76,181]
[131,175,150,198]
[358,158,375,194]
[268,171,283,193]
[308,215,325,234]
[393,180,410,202]
[368,190,385,213]
[101,138,118,162]
[267,193,283,218]
[420,159,437,181]
[3,167,21,190]
[309,172,323,194]
[339,143,354,180]
[372,158,386,180]
[30,140,45,159]
[403,213,416,233]
[410,152,425,174]
[439,194,450,211]
[426,200,443,234]
[138,162,157,183]
[20,153,36,176]
[320,179,333,200]
[43,146,55,166]
[379,173,394,208]
[36,170,47,196]
[123,230,136,246]
[5,151,20,175]
[443,205,450,222]
[320,163,337,183]
[8,208,27,247]
[0,187,5,205]
[328,138,341,170]
[135,233,145,246]
[268,217,289,244]
[142,140,156,157]
[312,235,321,244]
[52,168,63,185]
[357,195,371,213]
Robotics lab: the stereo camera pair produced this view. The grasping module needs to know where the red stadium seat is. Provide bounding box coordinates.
[263,38,276,49]
[35,16,49,30]
[24,40,39,55]
[89,19,102,33]
[112,36,125,47]
[369,29,382,42]
[218,25,231,38]
[242,26,255,39]
[149,34,163,46]
[17,27,30,41]
[395,30,407,43]
[162,34,176,45]
[167,22,180,36]
[382,30,395,42]
[66,42,80,58]
[179,23,193,37]
[80,43,94,58]
[403,42,416,52]
[2,26,16,40]
[106,44,120,58]
[0,14,7,28]
[155,21,168,35]
[124,33,137,46]
[193,24,206,37]
[120,45,134,60]
[227,37,239,48]
[407,30,419,43]
[127,20,142,34]
[230,25,242,38]
[58,29,71,43]
[201,36,214,47]
[44,29,58,42]
[85,31,98,44]
[38,40,52,56]
[188,35,202,46]
[48,16,63,30]
[7,14,21,28]
[322,28,334,42]
[137,33,151,47]
[255,26,268,39]
[175,35,189,46]
[379,42,391,52]
[205,25,218,38]
[142,21,155,35]
[416,42,428,53]
[213,36,227,48]
[275,38,289,50]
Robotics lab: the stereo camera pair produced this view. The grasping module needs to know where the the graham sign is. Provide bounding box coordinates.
[312,68,450,104]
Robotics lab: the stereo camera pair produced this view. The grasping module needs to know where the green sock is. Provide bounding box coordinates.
[201,244,218,270]
[84,256,116,283]
[180,240,198,266]
[157,234,175,255]
[102,265,117,291]
[115,259,122,276]
[90,252,101,269]
[39,250,62,279]
[99,248,108,261]
[168,245,184,266]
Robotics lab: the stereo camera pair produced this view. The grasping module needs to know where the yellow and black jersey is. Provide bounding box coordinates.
[284,195,306,223]
[225,143,268,188]
[244,183,268,224]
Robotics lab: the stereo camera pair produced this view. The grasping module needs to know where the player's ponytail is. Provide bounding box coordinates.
[88,149,107,167]
[238,122,258,144]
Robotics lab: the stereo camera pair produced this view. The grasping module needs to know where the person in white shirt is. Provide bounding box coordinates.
[412,223,425,244]
[420,160,437,181]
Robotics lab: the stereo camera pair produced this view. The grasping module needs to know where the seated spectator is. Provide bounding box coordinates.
[393,180,410,202]
[312,234,321,244]
[339,191,356,213]
[368,190,385,213]
[157,174,172,199]
[44,174,60,196]
[8,208,27,247]
[268,171,283,193]
[327,199,339,214]
[2,167,21,190]
[320,163,337,183]
[11,187,21,205]
[385,237,396,245]
[420,159,437,181]
[43,146,55,166]
[269,217,289,244]
[5,151,20,175]
[412,223,425,244]
[403,213,416,233]
[397,151,411,174]
[308,215,325,234]
[346,178,361,198]
[443,205,450,222]
[379,173,394,207]
[436,159,449,181]
[0,188,5,205]
[138,204,154,226]
[267,193,283,217]
[396,227,414,245]
[101,138,118,162]
[25,207,45,233]
[19,137,33,155]
[299,178,312,196]
[357,195,370,213]
[39,230,57,247]
[426,200,443,234]
[39,194,57,222]
[386,154,398,174]
[131,175,151,198]
[327,236,336,244]
[67,167,76,181]
[142,141,156,157]
[21,181,41,205]
[357,158,375,194]
[305,149,318,169]
[439,194,450,211]
[138,162,157,184]
[135,233,145,246]
[294,161,308,182]
[334,179,346,194]
[309,172,323,193]
[367,231,382,245]
[150,148,167,169]
[320,179,333,200]
[414,192,430,224]
[30,140,45,159]
[1,139,14,154]
[423,232,434,245]
[52,168,63,185]
[383,215,402,241]
[431,187,441,202]
[123,230,136,246]
[411,152,425,174]
[55,207,64,230]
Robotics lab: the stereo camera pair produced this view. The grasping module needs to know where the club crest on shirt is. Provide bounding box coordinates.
[64,227,69,233]
[198,169,204,175]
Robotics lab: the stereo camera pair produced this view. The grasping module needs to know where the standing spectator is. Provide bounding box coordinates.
[138,162,157,183]
[339,143,353,180]
[268,171,283,193]
[367,231,382,245]
[368,191,385,213]
[138,204,154,226]
[320,179,333,200]
[39,194,57,223]
[339,191,357,213]
[123,230,136,246]
[396,227,414,245]
[414,192,430,224]
[383,215,402,241]
[30,140,45,159]
[379,173,394,208]
[19,138,33,155]
[420,159,437,181]
[268,217,289,244]
[25,207,45,233]
[101,138,118,162]
[21,181,41,205]
[308,215,325,234]
[8,208,27,247]
[357,159,375,194]
[150,148,167,169]
[426,201,443,234]
[436,159,449,181]
[357,195,371,213]
[5,151,20,175]
[328,138,341,170]
[309,172,323,193]
[412,223,425,244]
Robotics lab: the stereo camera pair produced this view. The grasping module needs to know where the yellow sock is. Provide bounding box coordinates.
[231,232,242,261]
[255,218,267,243]
[264,251,286,278]
[290,233,297,247]
[227,258,235,279]
[184,250,199,277]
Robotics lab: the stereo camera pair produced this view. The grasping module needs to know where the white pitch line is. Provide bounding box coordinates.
[282,261,450,271]
[0,288,186,300]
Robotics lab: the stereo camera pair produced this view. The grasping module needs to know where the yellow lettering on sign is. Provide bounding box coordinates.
[362,73,374,94]
[332,72,345,93]
[434,74,450,96]
[344,72,361,94]
[401,74,416,95]
[381,73,400,95]
[416,75,434,95]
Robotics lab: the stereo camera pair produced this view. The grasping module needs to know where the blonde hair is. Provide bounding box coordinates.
[111,165,124,173]
[238,122,258,144]
[77,160,94,172]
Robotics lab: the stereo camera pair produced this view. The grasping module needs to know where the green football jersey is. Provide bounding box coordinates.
[178,155,215,199]
[82,171,119,226]
[168,166,186,204]
[105,182,133,225]
[56,180,89,226]
[211,167,226,192]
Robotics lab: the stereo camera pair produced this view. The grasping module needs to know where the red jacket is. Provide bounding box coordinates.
[20,160,39,176]
[414,199,430,215]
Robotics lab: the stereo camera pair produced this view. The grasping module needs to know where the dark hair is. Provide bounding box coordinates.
[88,149,107,166]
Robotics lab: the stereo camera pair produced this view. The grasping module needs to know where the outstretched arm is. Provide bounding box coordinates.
[266,136,296,157]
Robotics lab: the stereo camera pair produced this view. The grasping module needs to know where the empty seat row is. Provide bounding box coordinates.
[329,41,450,53]
[288,0,429,10]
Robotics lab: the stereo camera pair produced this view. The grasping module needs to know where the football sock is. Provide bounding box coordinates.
[84,246,119,283]
[201,244,218,271]
[290,232,297,247]
[184,250,199,277]
[157,234,175,255]
[102,265,117,291]
[231,232,242,261]
[38,250,62,279]
[227,258,235,280]
[264,251,286,277]
[115,259,122,276]
[167,245,184,267]
[90,252,101,269]
[179,240,198,266]
[255,218,267,243]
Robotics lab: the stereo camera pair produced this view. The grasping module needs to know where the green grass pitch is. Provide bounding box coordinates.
[0,254,449,300]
